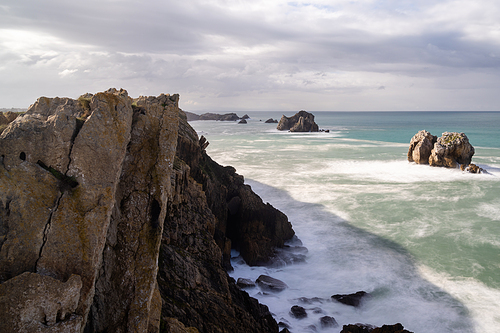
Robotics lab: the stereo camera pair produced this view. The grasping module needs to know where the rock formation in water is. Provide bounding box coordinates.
[184,112,241,121]
[277,111,319,132]
[408,130,476,170]
[0,88,294,333]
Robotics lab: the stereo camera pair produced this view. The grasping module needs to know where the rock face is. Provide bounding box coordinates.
[0,89,293,333]
[407,130,437,164]
[408,131,475,168]
[277,111,319,132]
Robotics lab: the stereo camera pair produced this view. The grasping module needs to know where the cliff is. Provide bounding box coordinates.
[0,89,294,333]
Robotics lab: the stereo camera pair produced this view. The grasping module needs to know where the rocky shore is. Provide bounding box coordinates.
[1,91,413,333]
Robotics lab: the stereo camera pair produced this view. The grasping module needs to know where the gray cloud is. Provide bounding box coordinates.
[1,0,500,110]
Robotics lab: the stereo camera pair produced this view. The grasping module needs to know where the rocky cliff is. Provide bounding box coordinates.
[0,89,294,333]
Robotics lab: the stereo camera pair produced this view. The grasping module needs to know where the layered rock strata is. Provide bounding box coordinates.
[0,89,294,333]
[277,111,319,132]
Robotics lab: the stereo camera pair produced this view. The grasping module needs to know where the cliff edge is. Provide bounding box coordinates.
[0,89,294,333]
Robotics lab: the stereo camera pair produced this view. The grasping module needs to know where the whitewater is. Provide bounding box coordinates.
[189,111,500,333]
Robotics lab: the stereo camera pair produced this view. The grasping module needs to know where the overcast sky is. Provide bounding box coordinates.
[1,0,500,111]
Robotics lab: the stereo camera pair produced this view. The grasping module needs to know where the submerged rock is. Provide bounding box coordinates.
[461,163,483,173]
[290,305,307,319]
[331,291,370,307]
[277,110,319,132]
[320,316,338,328]
[237,278,256,289]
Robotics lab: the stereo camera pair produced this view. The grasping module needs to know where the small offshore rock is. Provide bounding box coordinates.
[320,316,338,328]
[464,163,483,173]
[236,278,256,289]
[290,305,307,319]
[256,275,288,292]
[429,132,475,168]
[238,119,247,124]
[331,291,370,307]
[265,118,278,123]
[277,110,319,132]
[296,297,325,304]
[407,130,437,164]
[241,114,250,119]
[340,323,413,333]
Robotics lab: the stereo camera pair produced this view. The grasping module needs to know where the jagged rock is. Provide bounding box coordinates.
[407,130,437,164]
[320,316,338,328]
[332,291,370,307]
[237,278,256,288]
[184,111,201,121]
[1,89,290,333]
[256,275,288,292]
[242,114,250,119]
[238,119,247,124]
[0,272,83,333]
[290,305,307,319]
[265,118,278,123]
[429,132,475,168]
[162,318,200,333]
[277,111,319,132]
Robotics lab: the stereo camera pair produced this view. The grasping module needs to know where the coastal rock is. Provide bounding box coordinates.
[277,111,319,132]
[237,278,256,288]
[340,323,413,333]
[461,163,483,173]
[256,275,288,292]
[290,305,307,319]
[332,291,370,307]
[407,130,437,164]
[320,316,338,328]
[429,132,475,168]
[265,118,278,123]
[0,272,83,332]
[242,114,250,120]
[0,89,291,333]
[199,112,240,121]
[238,119,247,124]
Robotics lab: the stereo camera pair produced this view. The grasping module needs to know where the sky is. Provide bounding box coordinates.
[1,0,500,111]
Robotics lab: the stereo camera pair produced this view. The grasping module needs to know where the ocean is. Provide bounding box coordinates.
[189,111,500,333]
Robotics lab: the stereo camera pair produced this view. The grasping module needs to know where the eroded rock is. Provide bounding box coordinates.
[277,111,319,132]
[407,130,437,164]
[429,132,475,168]
[256,275,289,292]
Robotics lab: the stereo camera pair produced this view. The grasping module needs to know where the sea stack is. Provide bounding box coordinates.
[408,130,476,170]
[277,110,319,132]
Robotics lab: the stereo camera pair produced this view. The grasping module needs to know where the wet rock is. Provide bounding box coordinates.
[256,275,288,292]
[280,328,291,333]
[290,305,307,319]
[238,119,247,124]
[265,118,278,123]
[407,130,437,164]
[340,323,413,333]
[320,316,338,328]
[237,278,256,289]
[462,163,483,173]
[331,291,370,307]
[296,297,325,304]
[242,114,250,120]
[277,110,319,132]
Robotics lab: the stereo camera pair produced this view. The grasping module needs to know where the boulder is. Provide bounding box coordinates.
[289,305,307,319]
[277,111,319,132]
[320,316,338,328]
[331,291,370,307]
[407,130,437,164]
[340,323,414,333]
[256,275,288,292]
[237,278,256,289]
[429,132,475,168]
[241,114,250,120]
[238,119,247,124]
[462,163,483,173]
[265,118,278,123]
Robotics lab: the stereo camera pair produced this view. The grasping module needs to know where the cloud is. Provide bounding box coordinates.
[1,0,500,110]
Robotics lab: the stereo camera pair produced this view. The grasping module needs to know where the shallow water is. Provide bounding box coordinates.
[190,111,500,332]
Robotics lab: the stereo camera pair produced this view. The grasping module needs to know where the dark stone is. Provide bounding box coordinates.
[290,305,307,319]
[238,119,247,124]
[256,275,288,292]
[331,291,370,307]
[198,112,240,121]
[340,323,414,333]
[280,328,291,333]
[242,114,250,119]
[237,278,256,289]
[265,118,278,123]
[320,316,338,328]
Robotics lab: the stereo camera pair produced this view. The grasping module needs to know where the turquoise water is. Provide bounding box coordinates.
[189,112,500,333]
